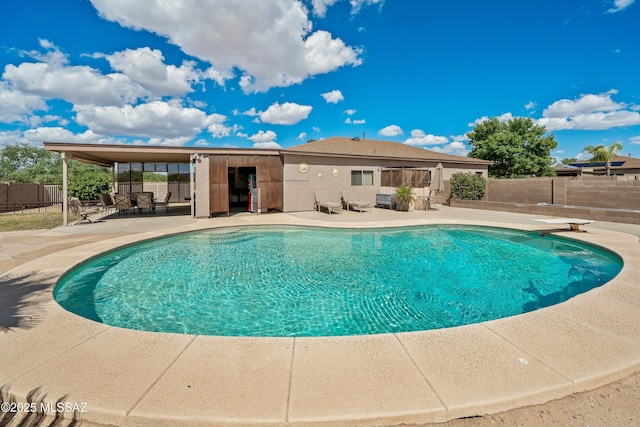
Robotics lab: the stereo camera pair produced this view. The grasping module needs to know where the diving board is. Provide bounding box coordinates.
[533,218,594,232]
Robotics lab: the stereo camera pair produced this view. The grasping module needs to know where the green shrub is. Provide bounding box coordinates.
[68,168,112,200]
[450,173,486,200]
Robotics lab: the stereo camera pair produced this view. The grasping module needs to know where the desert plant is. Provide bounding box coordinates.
[450,173,486,200]
[393,185,415,211]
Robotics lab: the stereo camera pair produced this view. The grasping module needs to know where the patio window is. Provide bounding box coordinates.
[351,170,373,186]
[380,168,430,188]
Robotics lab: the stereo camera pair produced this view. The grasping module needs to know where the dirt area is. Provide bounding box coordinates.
[429,371,640,427]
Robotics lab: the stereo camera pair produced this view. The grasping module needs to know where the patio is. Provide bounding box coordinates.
[1,206,640,427]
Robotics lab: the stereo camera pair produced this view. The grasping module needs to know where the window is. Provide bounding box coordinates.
[380,168,429,188]
[351,170,373,186]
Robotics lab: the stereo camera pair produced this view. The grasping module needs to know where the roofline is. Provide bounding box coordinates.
[43,142,281,157]
[282,148,493,165]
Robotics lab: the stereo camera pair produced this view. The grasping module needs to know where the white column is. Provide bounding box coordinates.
[62,152,69,226]
[112,165,117,194]
[190,154,196,218]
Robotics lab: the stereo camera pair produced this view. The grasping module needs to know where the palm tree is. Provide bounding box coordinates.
[583,141,623,176]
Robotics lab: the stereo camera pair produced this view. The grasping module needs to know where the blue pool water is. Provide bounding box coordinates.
[54,225,622,337]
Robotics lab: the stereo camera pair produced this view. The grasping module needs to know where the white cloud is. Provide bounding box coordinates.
[537,90,640,131]
[248,130,281,148]
[404,133,449,146]
[410,129,425,138]
[90,0,362,93]
[297,132,307,140]
[629,136,640,145]
[73,101,219,139]
[469,112,514,127]
[3,41,146,107]
[248,129,277,143]
[606,0,635,13]
[100,47,202,97]
[430,141,469,157]
[258,102,312,125]
[450,134,468,143]
[21,127,118,145]
[321,89,344,103]
[253,141,282,149]
[344,109,357,115]
[312,0,339,18]
[542,90,623,118]
[0,82,48,124]
[378,124,403,136]
[312,0,384,17]
[345,117,365,125]
[525,101,536,110]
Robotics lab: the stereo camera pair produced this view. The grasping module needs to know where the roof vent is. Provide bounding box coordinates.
[352,137,360,141]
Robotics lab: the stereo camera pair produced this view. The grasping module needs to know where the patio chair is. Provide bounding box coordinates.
[341,190,371,212]
[68,197,100,224]
[314,191,342,214]
[136,192,154,214]
[114,194,133,215]
[98,193,116,214]
[153,192,171,213]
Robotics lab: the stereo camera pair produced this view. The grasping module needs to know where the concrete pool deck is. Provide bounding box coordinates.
[1,206,640,426]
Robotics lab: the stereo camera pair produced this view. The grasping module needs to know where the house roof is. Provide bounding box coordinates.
[566,155,640,172]
[282,136,491,165]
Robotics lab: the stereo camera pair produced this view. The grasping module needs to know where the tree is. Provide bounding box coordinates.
[0,143,111,200]
[560,157,578,165]
[584,141,623,176]
[0,142,60,182]
[467,117,558,178]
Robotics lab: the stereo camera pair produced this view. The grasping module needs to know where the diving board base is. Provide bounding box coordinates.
[533,218,594,232]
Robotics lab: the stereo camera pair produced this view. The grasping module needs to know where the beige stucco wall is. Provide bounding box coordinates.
[195,155,210,218]
[283,154,487,212]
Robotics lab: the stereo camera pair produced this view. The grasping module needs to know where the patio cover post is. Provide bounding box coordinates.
[62,152,68,226]
[190,154,197,218]
[111,165,116,194]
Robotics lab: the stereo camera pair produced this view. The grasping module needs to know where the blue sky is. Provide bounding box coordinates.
[1,0,639,161]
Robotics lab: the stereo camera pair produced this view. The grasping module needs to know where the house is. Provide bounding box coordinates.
[44,137,491,223]
[554,155,640,177]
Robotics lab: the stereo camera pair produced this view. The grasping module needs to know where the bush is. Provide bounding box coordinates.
[68,168,112,200]
[450,173,486,200]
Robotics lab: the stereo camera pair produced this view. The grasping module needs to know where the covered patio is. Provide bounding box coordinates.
[44,142,201,226]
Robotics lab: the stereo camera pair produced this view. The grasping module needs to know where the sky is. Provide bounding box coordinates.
[1,0,639,162]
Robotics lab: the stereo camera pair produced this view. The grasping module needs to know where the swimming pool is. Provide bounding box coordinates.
[54,225,622,337]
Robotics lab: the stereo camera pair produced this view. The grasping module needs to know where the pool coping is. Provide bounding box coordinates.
[2,213,640,427]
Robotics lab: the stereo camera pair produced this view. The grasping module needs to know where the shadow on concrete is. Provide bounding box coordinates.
[0,385,81,427]
[0,272,55,331]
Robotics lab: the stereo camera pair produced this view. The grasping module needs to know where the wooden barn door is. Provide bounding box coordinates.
[209,155,229,215]
[256,155,284,211]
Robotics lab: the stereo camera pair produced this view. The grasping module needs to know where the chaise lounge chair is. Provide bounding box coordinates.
[68,197,100,224]
[314,191,342,214]
[341,190,371,212]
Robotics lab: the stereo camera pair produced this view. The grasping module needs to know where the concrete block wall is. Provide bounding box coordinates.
[484,177,640,212]
[486,178,552,204]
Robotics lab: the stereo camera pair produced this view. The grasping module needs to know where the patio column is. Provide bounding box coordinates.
[62,152,68,226]
[111,165,116,194]
[190,154,198,218]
